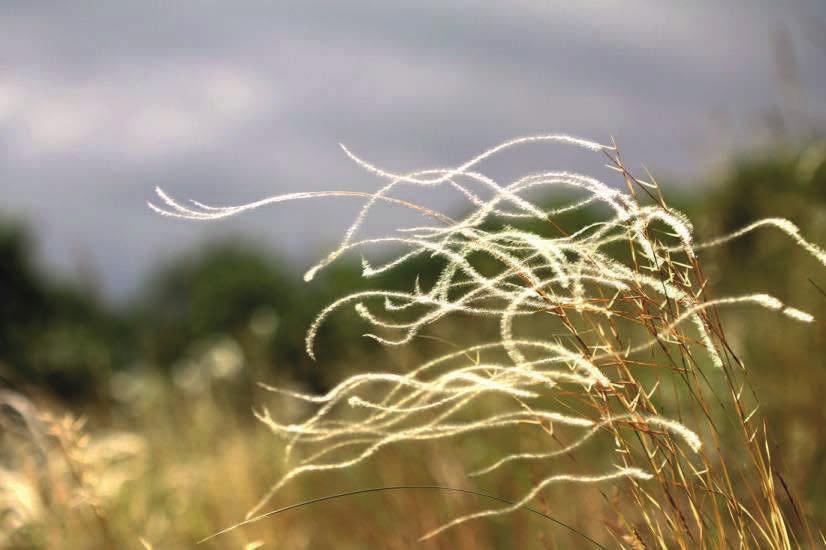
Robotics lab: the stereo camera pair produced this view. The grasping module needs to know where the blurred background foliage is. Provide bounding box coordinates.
[2,138,826,547]
[4,140,824,404]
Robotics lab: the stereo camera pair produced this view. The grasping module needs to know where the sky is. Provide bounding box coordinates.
[1,1,824,298]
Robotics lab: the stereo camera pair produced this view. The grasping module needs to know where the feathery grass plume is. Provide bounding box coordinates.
[152,135,822,546]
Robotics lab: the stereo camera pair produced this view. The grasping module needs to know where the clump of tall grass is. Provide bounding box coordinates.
[152,135,825,547]
[0,390,147,548]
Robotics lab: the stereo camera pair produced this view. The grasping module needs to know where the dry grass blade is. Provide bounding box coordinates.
[198,484,607,548]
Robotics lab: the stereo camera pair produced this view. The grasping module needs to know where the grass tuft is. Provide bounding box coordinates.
[154,135,823,547]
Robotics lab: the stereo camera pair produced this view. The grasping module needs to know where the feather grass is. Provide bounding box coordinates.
[153,135,822,547]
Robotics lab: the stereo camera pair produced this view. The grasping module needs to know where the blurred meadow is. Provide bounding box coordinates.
[3,139,826,548]
[2,3,826,550]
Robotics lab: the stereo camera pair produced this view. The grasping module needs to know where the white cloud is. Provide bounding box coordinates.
[2,67,267,158]
[0,81,24,123]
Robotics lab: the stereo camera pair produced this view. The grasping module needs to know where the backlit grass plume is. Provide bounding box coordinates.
[151,135,824,546]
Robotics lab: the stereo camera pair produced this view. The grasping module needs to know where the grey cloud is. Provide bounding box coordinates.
[0,1,823,297]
